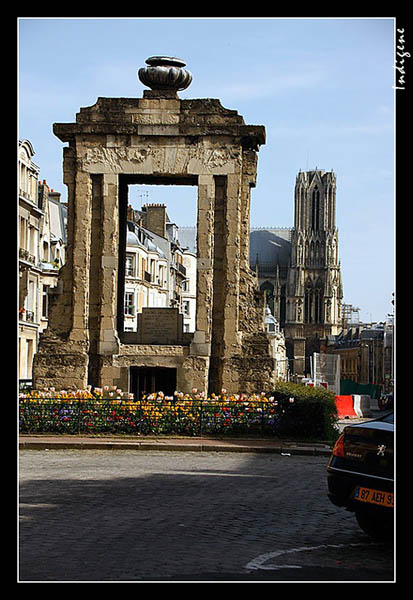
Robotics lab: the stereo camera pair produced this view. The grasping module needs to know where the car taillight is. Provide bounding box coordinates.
[332,433,345,458]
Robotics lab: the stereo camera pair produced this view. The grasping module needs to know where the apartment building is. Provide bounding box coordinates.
[326,319,394,395]
[124,219,170,332]
[18,140,67,381]
[126,204,197,334]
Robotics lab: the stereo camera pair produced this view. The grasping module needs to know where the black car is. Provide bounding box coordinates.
[327,412,394,539]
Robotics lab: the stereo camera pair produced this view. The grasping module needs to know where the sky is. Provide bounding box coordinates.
[18,17,396,323]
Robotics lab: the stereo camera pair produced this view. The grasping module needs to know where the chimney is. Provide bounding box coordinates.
[48,190,61,203]
[38,180,49,210]
[141,203,167,238]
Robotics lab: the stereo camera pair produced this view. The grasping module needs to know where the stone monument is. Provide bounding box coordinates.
[33,55,277,396]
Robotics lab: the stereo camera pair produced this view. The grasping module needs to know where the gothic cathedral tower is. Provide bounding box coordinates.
[284,169,343,376]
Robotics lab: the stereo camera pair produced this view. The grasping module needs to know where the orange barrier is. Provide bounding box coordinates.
[335,395,357,418]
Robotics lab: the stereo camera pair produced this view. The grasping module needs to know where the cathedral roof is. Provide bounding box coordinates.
[165,226,293,268]
[249,228,292,267]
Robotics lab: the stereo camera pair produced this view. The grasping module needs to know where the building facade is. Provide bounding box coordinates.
[326,319,394,396]
[18,140,67,382]
[123,203,197,333]
[251,169,343,377]
[264,307,288,380]
[124,219,170,332]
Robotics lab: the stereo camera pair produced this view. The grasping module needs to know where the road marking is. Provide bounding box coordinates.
[20,503,58,508]
[154,470,279,478]
[245,542,379,571]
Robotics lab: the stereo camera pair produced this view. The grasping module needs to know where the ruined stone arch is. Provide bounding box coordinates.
[33,56,277,396]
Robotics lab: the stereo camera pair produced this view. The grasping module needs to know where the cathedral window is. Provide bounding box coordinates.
[304,288,313,323]
[304,286,323,323]
[311,187,320,231]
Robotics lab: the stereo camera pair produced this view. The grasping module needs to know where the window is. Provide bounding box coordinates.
[311,187,320,231]
[43,241,49,263]
[125,254,134,277]
[124,291,135,316]
[304,287,323,324]
[42,285,49,318]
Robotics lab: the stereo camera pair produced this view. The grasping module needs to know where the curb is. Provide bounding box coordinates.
[19,436,332,456]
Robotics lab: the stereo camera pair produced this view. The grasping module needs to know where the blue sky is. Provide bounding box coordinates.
[18,17,395,322]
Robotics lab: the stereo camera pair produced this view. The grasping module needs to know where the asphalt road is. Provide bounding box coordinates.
[18,449,395,582]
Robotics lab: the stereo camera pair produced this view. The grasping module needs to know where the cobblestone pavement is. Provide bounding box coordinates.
[18,450,395,582]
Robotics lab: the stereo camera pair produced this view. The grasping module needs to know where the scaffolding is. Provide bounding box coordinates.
[342,303,360,327]
[312,352,341,395]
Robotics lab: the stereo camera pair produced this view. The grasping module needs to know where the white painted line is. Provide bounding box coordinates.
[154,470,279,478]
[245,542,379,571]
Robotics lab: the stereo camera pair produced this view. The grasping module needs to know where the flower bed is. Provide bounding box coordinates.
[19,383,338,441]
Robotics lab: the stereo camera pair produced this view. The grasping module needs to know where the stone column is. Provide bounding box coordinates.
[98,173,121,355]
[220,173,242,392]
[185,173,215,393]
[192,174,215,351]
[68,169,92,344]
[32,163,92,390]
[239,148,257,272]
[87,173,121,387]
[223,173,241,346]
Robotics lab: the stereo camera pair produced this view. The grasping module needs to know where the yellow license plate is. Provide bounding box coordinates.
[354,486,394,507]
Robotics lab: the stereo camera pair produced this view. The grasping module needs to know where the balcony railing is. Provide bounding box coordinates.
[19,248,36,265]
[177,262,186,276]
[19,310,35,323]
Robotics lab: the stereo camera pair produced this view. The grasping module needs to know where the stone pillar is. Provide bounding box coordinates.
[222,173,241,349]
[69,170,92,343]
[32,161,92,390]
[98,173,120,356]
[216,173,242,392]
[194,174,215,346]
[239,148,257,272]
[87,173,121,387]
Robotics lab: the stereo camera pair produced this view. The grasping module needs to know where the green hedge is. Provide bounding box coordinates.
[270,381,338,441]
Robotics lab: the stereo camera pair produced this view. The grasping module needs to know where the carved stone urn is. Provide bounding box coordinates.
[138,56,193,98]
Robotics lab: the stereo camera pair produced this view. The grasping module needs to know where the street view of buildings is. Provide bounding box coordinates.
[18,138,394,396]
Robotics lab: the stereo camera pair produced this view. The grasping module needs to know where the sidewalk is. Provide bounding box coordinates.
[19,433,333,456]
[19,414,380,456]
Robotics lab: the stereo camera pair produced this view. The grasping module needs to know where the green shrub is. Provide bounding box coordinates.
[270,381,338,441]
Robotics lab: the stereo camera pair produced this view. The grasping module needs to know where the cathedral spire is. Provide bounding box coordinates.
[286,169,343,363]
